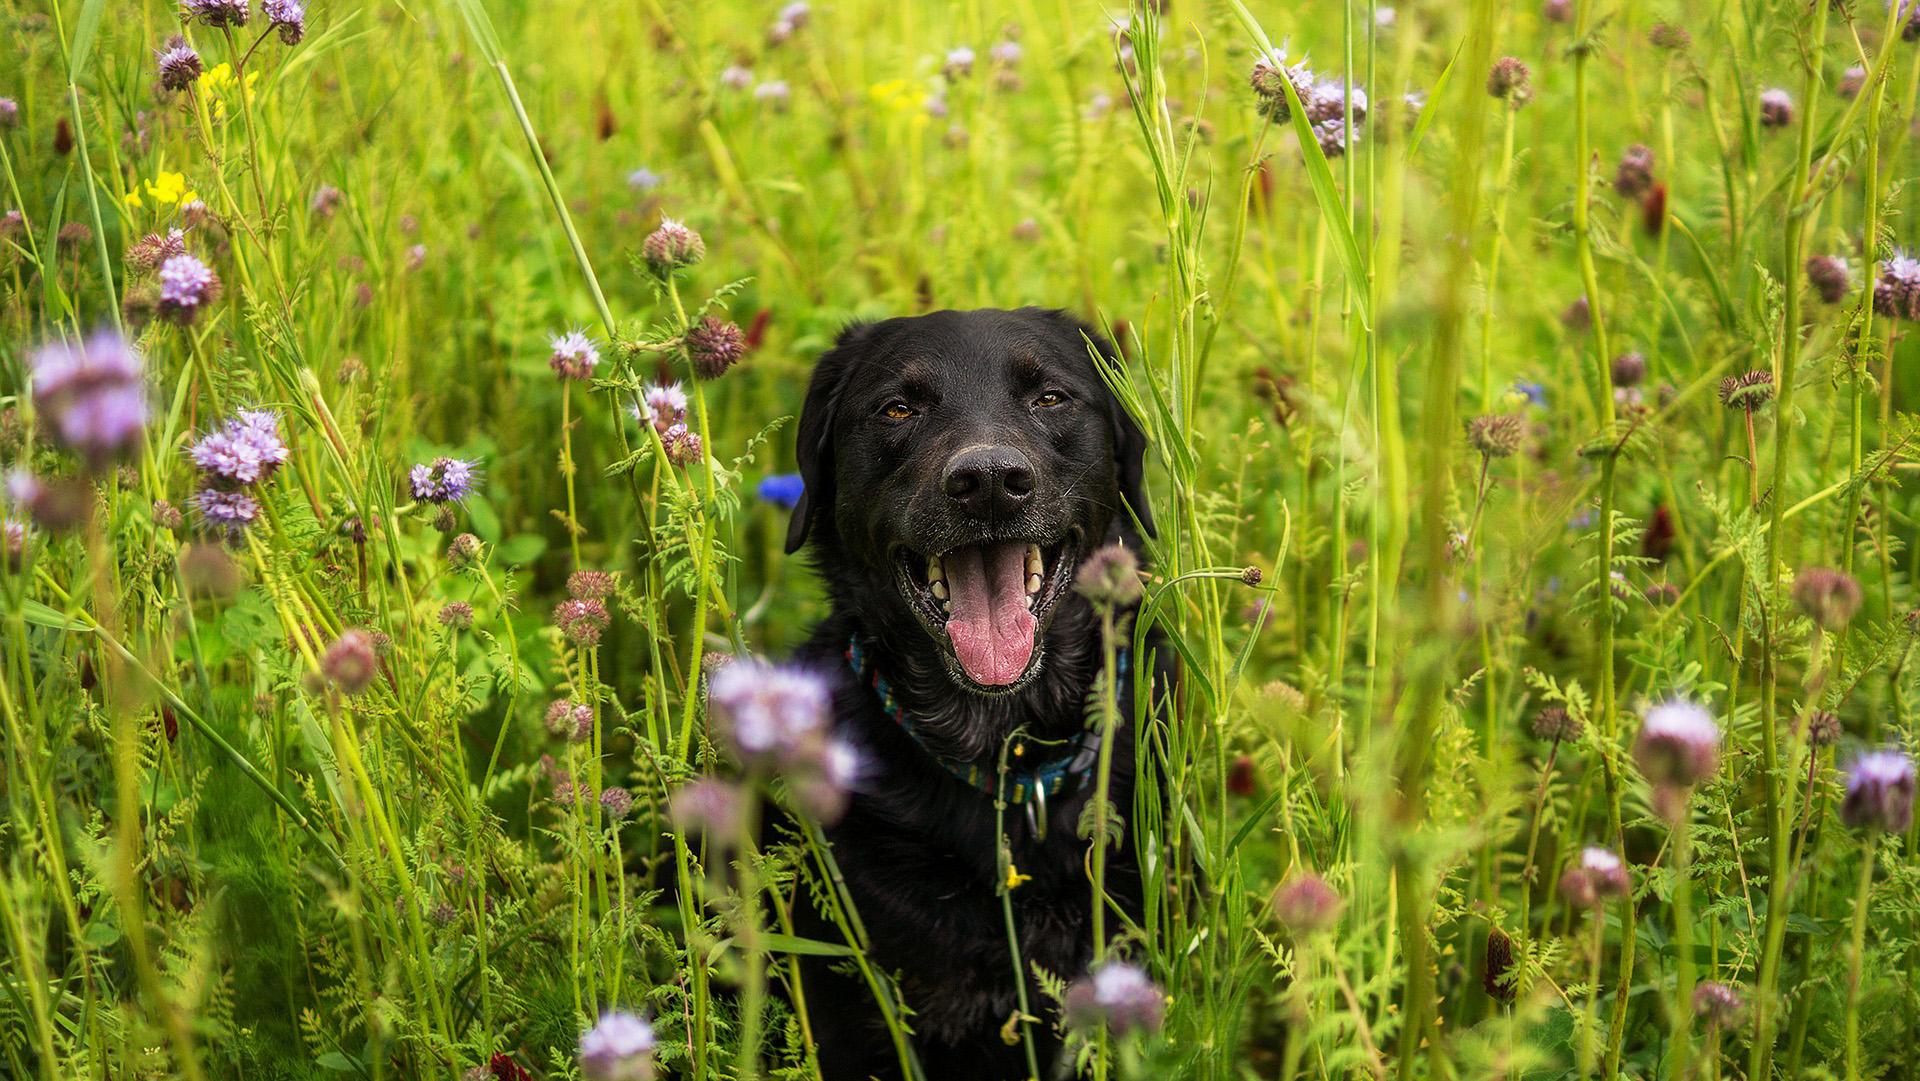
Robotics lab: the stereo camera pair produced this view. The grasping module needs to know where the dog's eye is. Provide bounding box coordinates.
[881,400,917,421]
[1033,390,1068,408]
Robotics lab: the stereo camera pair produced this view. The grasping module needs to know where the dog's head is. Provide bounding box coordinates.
[788,307,1152,696]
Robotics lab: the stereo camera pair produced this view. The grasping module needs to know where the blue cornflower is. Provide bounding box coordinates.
[757,473,805,510]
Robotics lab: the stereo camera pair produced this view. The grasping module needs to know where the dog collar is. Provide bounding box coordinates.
[842,635,1118,812]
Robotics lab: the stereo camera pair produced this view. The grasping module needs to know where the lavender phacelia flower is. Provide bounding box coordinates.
[669,777,748,837]
[709,659,831,769]
[1531,705,1583,743]
[720,64,754,90]
[1063,961,1166,1036]
[156,36,203,92]
[599,786,634,821]
[627,167,663,192]
[437,601,474,629]
[545,699,594,741]
[1694,982,1745,1028]
[0,98,16,129]
[1873,250,1920,321]
[1718,369,1776,412]
[1614,144,1656,199]
[1542,0,1571,21]
[408,456,479,503]
[579,1010,655,1081]
[1635,701,1721,819]
[1759,88,1793,128]
[262,0,304,43]
[157,253,219,323]
[310,184,343,218]
[128,228,189,271]
[1249,49,1316,123]
[943,46,976,79]
[183,0,249,28]
[1560,846,1630,910]
[1610,351,1647,387]
[548,330,601,381]
[1075,543,1143,609]
[191,488,259,539]
[1487,56,1532,103]
[190,409,289,487]
[753,80,792,109]
[1840,749,1916,833]
[637,382,688,433]
[31,331,151,469]
[686,314,746,380]
[1466,414,1525,458]
[642,218,705,272]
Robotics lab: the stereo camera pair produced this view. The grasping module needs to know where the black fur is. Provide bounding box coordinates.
[784,308,1156,1080]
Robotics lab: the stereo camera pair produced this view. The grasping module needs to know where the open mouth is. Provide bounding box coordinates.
[895,534,1080,690]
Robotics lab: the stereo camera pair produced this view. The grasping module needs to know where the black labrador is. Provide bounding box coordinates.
[782,308,1157,1080]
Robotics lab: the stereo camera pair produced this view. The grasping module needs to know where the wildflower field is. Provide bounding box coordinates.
[7,0,1920,1077]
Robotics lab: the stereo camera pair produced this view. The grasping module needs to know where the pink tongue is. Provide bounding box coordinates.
[944,542,1038,685]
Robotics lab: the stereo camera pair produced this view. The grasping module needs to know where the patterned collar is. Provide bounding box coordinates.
[842,635,1118,810]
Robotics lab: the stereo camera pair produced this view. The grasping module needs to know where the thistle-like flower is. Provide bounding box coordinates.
[1063,962,1165,1036]
[599,786,634,821]
[1273,872,1343,935]
[1841,64,1867,99]
[686,315,747,380]
[1074,543,1144,609]
[579,1011,656,1081]
[1466,414,1525,458]
[1610,351,1647,387]
[553,598,611,647]
[1487,56,1531,104]
[30,331,150,469]
[437,601,474,629]
[568,569,616,600]
[157,253,220,323]
[1648,22,1692,51]
[548,330,601,381]
[1249,49,1316,123]
[662,423,703,466]
[1542,0,1572,21]
[155,36,203,92]
[1759,88,1793,128]
[0,99,15,129]
[128,228,189,271]
[1614,144,1655,199]
[1717,369,1775,412]
[1806,254,1851,304]
[1792,566,1863,632]
[1531,705,1583,743]
[545,699,594,742]
[642,218,705,273]
[1560,846,1631,910]
[408,456,479,503]
[1839,749,1915,833]
[321,629,378,694]
[183,0,249,28]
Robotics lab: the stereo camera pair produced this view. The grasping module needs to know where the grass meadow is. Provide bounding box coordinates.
[4,0,1920,1077]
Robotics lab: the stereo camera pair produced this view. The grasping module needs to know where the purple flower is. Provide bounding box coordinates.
[1759,88,1793,128]
[720,64,754,90]
[1840,749,1915,833]
[778,1,810,26]
[30,331,150,468]
[756,473,804,509]
[710,660,831,768]
[751,80,791,109]
[567,569,616,599]
[192,487,260,539]
[0,98,16,129]
[157,253,219,322]
[183,0,249,28]
[322,629,378,693]
[1273,872,1343,935]
[943,46,976,79]
[155,37,203,92]
[686,315,746,379]
[1874,250,1920,321]
[549,330,600,381]
[1635,700,1721,787]
[636,382,687,433]
[599,786,634,821]
[1249,49,1316,123]
[128,228,189,272]
[310,184,343,218]
[1694,982,1745,1028]
[408,456,479,503]
[190,409,289,487]
[579,1010,655,1081]
[669,777,748,837]
[545,699,594,742]
[991,41,1023,66]
[1063,961,1165,1036]
[554,597,611,646]
[627,167,663,192]
[262,0,304,43]
[1560,846,1630,910]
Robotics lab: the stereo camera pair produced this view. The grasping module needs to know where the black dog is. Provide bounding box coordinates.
[783,308,1156,1080]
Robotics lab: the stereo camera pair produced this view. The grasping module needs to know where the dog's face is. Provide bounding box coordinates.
[788,308,1152,695]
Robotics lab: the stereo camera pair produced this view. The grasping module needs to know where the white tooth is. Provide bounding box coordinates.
[932,580,948,600]
[1026,544,1043,573]
[928,556,943,582]
[941,599,952,614]
[1026,573,1042,594]
[1023,595,1033,609]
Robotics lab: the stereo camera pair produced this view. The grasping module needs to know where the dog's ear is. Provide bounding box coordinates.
[1067,315,1157,539]
[785,321,875,554]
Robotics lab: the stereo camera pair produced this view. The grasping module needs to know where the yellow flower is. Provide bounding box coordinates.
[867,79,919,114]
[124,189,144,209]
[143,171,198,207]
[1004,862,1031,890]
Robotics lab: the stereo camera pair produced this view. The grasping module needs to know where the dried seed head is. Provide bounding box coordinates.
[1466,414,1525,458]
[1482,926,1517,1004]
[1648,22,1692,51]
[1531,705,1583,743]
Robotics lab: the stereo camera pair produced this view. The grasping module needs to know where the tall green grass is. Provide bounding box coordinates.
[2,0,1918,1078]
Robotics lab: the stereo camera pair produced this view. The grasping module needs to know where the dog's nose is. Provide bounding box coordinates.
[943,445,1035,520]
